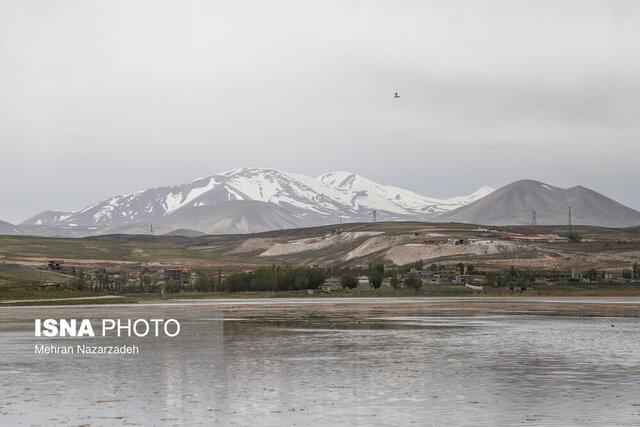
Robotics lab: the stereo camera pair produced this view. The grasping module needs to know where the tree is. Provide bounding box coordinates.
[223,272,251,292]
[430,263,438,272]
[340,274,358,289]
[510,265,517,278]
[165,280,182,293]
[369,270,384,289]
[457,263,465,275]
[194,271,209,292]
[633,263,639,279]
[101,273,109,292]
[223,266,326,292]
[486,273,497,287]
[141,276,151,293]
[215,269,222,292]
[503,271,514,285]
[369,264,384,289]
[390,271,400,290]
[71,269,85,291]
[181,269,190,285]
[405,260,423,271]
[115,270,127,293]
[404,273,422,290]
[77,269,85,290]
[466,265,475,274]
[585,268,598,281]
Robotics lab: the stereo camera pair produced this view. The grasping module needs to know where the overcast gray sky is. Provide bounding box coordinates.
[1,0,639,224]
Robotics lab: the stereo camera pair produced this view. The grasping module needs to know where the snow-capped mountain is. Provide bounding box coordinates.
[20,168,494,235]
[319,171,494,217]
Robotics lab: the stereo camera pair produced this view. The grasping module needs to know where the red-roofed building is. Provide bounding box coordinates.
[164,268,184,280]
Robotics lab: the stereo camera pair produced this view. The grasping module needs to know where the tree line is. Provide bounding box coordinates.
[218,266,327,292]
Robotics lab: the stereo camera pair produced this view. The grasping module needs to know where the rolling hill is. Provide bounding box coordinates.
[435,180,640,227]
[0,220,18,235]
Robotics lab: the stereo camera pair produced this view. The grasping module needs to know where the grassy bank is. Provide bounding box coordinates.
[0,272,92,300]
[0,297,137,306]
[3,278,639,306]
[147,281,640,299]
[485,282,640,297]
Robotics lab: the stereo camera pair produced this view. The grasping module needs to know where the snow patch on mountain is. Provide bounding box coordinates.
[319,171,493,215]
[20,168,494,232]
[164,192,184,213]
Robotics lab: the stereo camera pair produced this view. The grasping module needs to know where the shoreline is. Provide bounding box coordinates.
[3,287,640,307]
[2,295,640,318]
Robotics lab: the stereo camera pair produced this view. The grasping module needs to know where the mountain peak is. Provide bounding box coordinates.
[19,168,494,235]
[436,179,640,227]
[319,171,378,192]
[220,167,283,177]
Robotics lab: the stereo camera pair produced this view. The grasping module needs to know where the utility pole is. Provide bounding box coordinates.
[372,210,377,223]
[568,206,572,236]
[150,224,154,236]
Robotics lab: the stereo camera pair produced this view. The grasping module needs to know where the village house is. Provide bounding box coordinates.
[164,267,184,280]
[47,260,64,271]
[415,268,465,284]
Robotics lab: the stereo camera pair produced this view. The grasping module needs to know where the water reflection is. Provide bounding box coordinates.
[0,300,639,425]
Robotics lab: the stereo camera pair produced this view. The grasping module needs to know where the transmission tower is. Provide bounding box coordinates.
[531,210,537,226]
[568,205,572,236]
[372,210,377,223]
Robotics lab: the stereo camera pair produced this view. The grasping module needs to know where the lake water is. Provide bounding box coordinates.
[1,297,639,425]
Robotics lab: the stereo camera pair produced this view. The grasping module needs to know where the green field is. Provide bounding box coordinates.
[0,271,89,300]
[0,268,69,282]
[0,234,274,270]
[1,221,638,270]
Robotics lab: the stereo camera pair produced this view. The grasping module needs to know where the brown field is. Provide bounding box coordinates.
[0,222,639,272]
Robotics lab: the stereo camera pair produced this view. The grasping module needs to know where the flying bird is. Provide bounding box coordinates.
[394,92,400,98]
